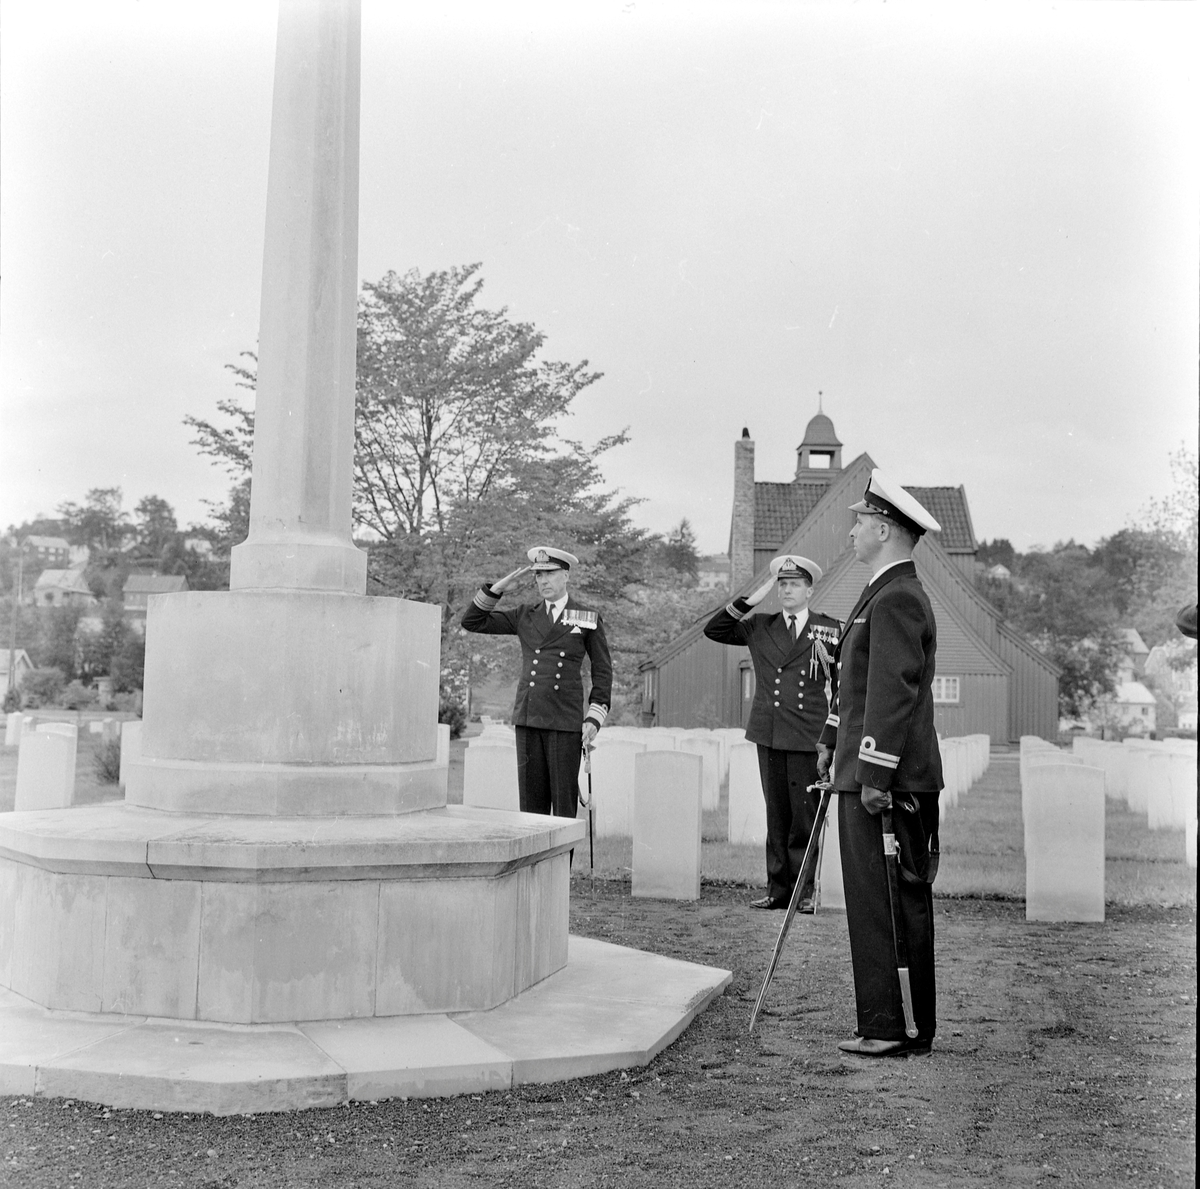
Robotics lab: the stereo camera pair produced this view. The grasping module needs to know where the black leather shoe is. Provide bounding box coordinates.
[797,897,816,914]
[750,895,787,910]
[838,1036,933,1057]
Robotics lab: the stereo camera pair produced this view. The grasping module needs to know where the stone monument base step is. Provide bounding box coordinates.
[0,936,731,1115]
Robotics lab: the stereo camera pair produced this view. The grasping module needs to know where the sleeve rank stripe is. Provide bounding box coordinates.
[473,588,500,610]
[587,703,609,724]
[858,749,900,770]
[825,714,840,727]
[726,601,747,620]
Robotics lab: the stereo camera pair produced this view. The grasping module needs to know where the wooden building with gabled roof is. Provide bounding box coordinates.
[640,414,1060,742]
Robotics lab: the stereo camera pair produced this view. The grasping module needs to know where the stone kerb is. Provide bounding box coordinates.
[581,739,645,837]
[14,728,78,812]
[1023,761,1105,922]
[463,745,519,812]
[632,751,702,901]
[677,736,721,811]
[727,741,766,846]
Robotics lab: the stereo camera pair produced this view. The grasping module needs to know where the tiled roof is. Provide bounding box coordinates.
[754,480,977,554]
[123,575,189,594]
[901,487,976,553]
[753,482,829,549]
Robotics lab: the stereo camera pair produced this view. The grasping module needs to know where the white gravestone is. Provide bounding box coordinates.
[632,750,703,901]
[4,711,21,747]
[119,720,142,793]
[581,739,645,837]
[14,727,78,812]
[677,735,721,811]
[727,741,767,846]
[1023,761,1105,923]
[1166,752,1196,833]
[640,729,679,751]
[1144,751,1174,831]
[461,744,520,811]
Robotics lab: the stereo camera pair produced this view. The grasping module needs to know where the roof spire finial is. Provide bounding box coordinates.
[818,390,823,414]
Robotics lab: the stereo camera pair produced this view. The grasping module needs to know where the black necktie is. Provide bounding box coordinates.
[787,615,797,640]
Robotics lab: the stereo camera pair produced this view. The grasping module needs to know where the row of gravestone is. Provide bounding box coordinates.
[1070,735,1197,843]
[465,726,992,904]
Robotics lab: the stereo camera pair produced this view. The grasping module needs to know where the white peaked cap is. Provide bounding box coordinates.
[527,546,579,571]
[848,469,941,535]
[769,555,823,584]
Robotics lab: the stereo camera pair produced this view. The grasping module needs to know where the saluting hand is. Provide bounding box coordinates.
[491,565,531,594]
[742,574,777,607]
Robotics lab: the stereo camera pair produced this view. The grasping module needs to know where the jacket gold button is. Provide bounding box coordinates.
[529,681,535,687]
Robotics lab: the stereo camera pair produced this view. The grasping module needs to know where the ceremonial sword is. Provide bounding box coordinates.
[748,779,834,1034]
[581,744,594,870]
[881,807,919,1039]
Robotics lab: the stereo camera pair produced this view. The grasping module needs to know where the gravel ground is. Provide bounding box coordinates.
[4,888,1194,1188]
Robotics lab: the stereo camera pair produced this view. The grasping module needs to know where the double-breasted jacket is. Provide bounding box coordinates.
[704,600,841,752]
[461,587,612,732]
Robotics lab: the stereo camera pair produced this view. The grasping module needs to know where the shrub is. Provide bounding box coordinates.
[438,697,467,740]
[61,681,96,710]
[21,667,66,708]
[94,736,122,785]
[2,685,20,713]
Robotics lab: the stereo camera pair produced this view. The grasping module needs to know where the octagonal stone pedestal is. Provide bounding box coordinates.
[0,804,731,1112]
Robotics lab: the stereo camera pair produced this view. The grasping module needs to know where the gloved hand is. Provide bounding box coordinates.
[816,744,833,780]
[860,786,893,816]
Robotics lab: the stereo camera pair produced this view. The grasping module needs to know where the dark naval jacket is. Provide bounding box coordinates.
[461,586,613,732]
[704,599,841,752]
[818,560,944,794]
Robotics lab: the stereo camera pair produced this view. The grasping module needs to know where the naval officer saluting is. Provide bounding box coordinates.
[461,547,613,818]
[704,555,841,911]
[817,471,944,1057]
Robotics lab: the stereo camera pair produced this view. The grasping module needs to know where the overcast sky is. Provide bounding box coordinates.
[2,0,1197,555]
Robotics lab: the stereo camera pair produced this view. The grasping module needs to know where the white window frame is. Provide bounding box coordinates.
[932,676,960,704]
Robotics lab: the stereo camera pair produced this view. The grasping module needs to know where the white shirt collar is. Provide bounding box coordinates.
[546,593,569,618]
[871,558,911,583]
[784,606,810,632]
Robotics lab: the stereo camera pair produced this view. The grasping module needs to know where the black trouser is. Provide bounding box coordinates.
[839,788,940,1042]
[514,726,582,817]
[756,746,821,903]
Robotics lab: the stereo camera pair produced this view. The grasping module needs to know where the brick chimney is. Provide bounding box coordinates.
[729,428,755,592]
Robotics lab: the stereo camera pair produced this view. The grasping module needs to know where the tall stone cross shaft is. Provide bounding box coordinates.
[230,0,367,595]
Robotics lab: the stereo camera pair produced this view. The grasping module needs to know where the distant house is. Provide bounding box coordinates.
[24,536,71,567]
[183,537,214,557]
[985,563,1012,582]
[123,574,189,616]
[1102,681,1157,736]
[640,412,1060,742]
[696,554,731,591]
[1145,641,1198,733]
[1117,628,1150,677]
[31,568,96,608]
[1,648,33,697]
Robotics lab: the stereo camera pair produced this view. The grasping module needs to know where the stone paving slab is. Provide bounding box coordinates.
[0,936,730,1113]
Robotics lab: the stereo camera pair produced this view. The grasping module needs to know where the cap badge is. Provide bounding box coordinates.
[535,550,549,564]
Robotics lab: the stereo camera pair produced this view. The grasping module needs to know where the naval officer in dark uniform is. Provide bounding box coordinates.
[461,546,612,818]
[817,471,944,1057]
[705,555,841,911]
